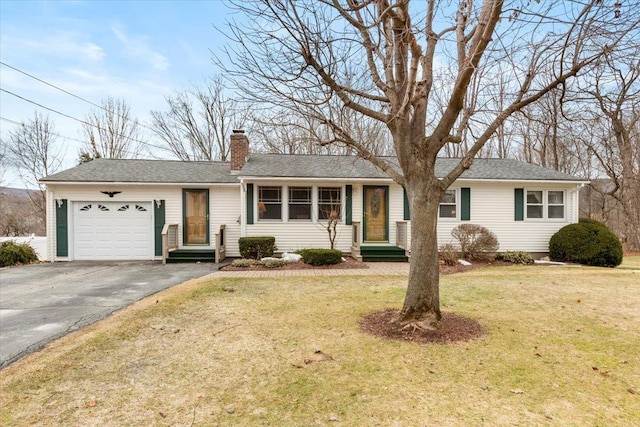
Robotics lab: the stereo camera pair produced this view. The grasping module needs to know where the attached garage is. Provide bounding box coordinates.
[73,201,153,260]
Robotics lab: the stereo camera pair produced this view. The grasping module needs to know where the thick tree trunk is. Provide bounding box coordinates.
[399,178,443,328]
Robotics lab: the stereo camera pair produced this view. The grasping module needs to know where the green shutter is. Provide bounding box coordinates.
[56,199,68,257]
[461,187,471,221]
[345,185,353,225]
[246,184,254,225]
[154,200,165,256]
[515,188,524,221]
[403,188,410,220]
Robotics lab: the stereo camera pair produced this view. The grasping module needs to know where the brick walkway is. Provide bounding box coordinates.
[211,262,410,278]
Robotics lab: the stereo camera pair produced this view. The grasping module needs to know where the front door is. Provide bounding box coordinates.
[363,186,388,242]
[183,189,209,245]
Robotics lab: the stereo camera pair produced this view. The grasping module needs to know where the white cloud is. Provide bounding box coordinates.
[111,25,170,71]
[3,32,106,63]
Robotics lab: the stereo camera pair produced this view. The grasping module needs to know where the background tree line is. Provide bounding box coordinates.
[1,11,638,253]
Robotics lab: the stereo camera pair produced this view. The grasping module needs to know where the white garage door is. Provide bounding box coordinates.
[73,201,153,260]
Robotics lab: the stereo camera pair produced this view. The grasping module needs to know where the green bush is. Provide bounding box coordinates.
[230,258,260,267]
[577,217,609,229]
[238,236,276,259]
[451,224,499,260]
[0,240,39,267]
[496,251,535,265]
[261,259,290,268]
[299,248,343,266]
[549,219,623,267]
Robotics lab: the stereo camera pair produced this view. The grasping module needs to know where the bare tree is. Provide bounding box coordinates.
[151,76,251,161]
[581,51,640,250]
[2,111,62,224]
[0,191,45,236]
[251,108,393,156]
[80,97,145,160]
[221,0,640,329]
[0,141,7,185]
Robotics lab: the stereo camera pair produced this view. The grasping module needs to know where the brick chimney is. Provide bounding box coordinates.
[230,129,249,172]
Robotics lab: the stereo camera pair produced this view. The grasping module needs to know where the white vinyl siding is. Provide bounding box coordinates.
[246,181,351,252]
[44,184,242,259]
[436,183,578,253]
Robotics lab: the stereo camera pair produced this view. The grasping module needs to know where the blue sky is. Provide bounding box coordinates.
[1,0,234,187]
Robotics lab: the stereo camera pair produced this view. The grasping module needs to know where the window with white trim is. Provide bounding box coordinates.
[288,187,312,220]
[439,189,456,218]
[526,190,544,219]
[547,191,565,219]
[258,186,282,220]
[526,190,565,219]
[318,187,341,220]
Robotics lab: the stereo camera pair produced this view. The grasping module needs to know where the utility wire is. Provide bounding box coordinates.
[0,61,158,134]
[1,116,86,145]
[0,88,167,152]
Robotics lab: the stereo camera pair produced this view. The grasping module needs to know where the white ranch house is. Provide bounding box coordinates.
[40,131,587,263]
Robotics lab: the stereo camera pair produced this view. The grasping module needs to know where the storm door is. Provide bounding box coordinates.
[183,189,209,245]
[363,186,388,242]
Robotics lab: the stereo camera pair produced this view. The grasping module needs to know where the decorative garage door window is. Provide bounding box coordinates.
[73,201,153,260]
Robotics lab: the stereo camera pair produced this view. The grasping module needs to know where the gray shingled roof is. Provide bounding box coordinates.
[240,154,585,181]
[40,155,585,184]
[40,159,239,184]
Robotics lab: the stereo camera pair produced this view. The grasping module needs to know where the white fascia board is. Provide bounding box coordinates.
[239,176,394,183]
[454,178,590,185]
[40,181,241,187]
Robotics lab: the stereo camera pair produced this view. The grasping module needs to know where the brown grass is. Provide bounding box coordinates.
[1,262,639,426]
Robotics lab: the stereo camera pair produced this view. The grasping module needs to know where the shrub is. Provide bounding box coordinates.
[451,224,499,260]
[261,258,290,268]
[549,220,623,267]
[496,251,535,265]
[0,240,39,267]
[230,258,260,267]
[439,243,460,266]
[577,217,609,229]
[238,236,276,259]
[299,248,343,266]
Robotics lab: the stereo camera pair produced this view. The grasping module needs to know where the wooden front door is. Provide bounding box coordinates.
[363,186,388,242]
[184,189,209,245]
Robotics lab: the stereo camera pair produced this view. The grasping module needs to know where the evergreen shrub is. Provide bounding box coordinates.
[238,236,276,259]
[299,248,343,266]
[0,240,39,267]
[549,219,622,267]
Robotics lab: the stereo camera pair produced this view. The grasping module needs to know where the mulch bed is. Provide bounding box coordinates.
[221,257,510,272]
[221,256,369,271]
[360,309,487,344]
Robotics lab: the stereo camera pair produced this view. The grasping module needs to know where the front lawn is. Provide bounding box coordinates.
[1,264,638,425]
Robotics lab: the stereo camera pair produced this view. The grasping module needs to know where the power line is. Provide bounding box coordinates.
[0,88,167,152]
[0,116,86,145]
[0,61,158,134]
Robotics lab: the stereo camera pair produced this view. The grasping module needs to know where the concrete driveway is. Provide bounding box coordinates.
[0,261,221,368]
